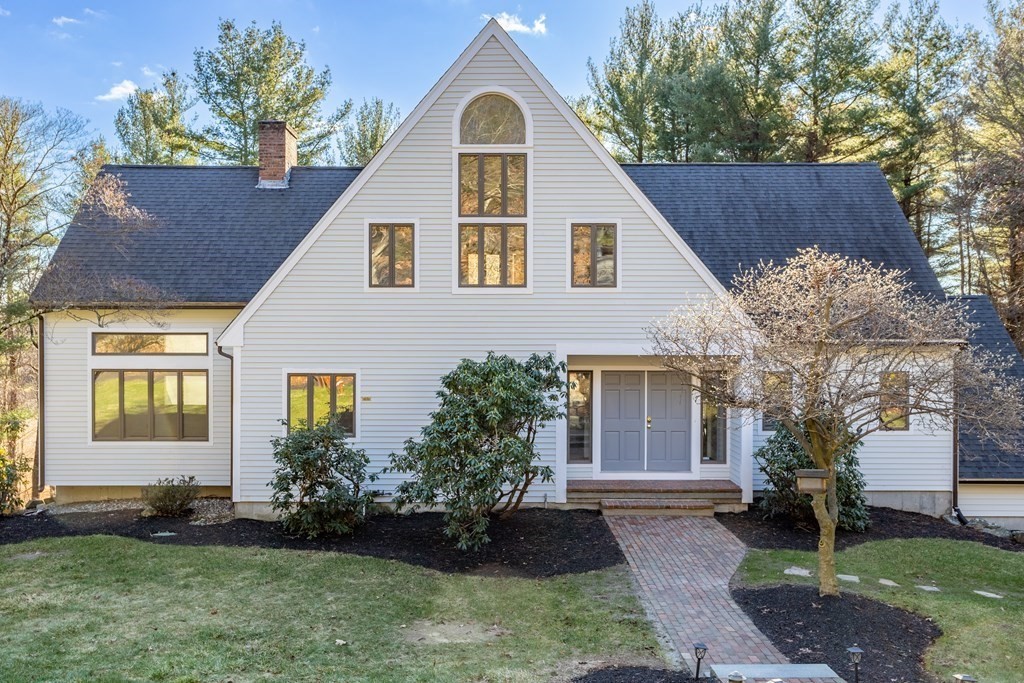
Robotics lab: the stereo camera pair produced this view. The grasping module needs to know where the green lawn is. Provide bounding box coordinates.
[738,538,1024,682]
[0,536,659,682]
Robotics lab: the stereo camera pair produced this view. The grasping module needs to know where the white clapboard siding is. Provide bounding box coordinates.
[43,310,236,486]
[235,36,719,502]
[752,417,953,493]
[958,484,1024,529]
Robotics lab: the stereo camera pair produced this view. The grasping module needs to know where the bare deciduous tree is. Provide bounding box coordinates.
[648,247,1024,596]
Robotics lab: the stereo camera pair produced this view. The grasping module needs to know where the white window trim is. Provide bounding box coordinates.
[450,150,534,294]
[363,218,421,292]
[85,324,215,447]
[451,85,534,147]
[280,368,362,442]
[565,218,623,292]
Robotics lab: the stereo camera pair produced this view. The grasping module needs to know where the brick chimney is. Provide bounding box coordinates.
[257,120,297,188]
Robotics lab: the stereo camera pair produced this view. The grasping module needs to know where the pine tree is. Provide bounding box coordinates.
[338,99,400,166]
[192,19,352,165]
[114,71,200,165]
[587,1,666,162]
[788,0,881,161]
[874,0,973,256]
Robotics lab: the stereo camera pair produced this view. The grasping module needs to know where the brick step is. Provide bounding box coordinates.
[599,498,716,517]
[568,490,742,502]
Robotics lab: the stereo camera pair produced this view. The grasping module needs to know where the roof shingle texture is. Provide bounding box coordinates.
[955,294,1024,480]
[32,165,360,304]
[622,163,945,297]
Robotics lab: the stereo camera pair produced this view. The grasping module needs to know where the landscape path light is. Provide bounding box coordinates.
[846,645,864,683]
[692,642,707,681]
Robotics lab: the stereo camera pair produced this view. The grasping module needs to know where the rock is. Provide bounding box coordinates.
[837,574,860,583]
[942,514,961,527]
[1010,531,1024,545]
[24,499,42,510]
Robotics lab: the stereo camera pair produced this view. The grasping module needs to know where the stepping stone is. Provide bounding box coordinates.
[879,579,900,587]
[916,585,941,592]
[711,663,840,680]
[150,531,177,537]
[838,574,860,583]
[974,590,1004,599]
[784,566,812,577]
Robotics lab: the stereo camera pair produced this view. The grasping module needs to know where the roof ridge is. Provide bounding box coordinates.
[619,161,878,167]
[102,164,364,171]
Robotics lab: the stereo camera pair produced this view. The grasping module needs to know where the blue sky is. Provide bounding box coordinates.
[0,1,991,147]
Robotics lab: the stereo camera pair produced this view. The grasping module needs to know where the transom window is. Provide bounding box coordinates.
[459,154,526,217]
[459,93,526,145]
[879,371,910,430]
[571,224,617,287]
[287,373,356,435]
[93,333,207,355]
[93,370,208,441]
[369,223,414,287]
[459,224,526,287]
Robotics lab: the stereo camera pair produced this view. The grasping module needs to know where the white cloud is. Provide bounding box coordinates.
[483,12,546,36]
[110,60,123,67]
[95,79,137,101]
[0,7,11,17]
[83,8,105,18]
[141,65,157,77]
[311,25,320,34]
[52,15,81,26]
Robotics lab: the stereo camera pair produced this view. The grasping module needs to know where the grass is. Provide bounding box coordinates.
[0,536,658,683]
[738,538,1024,682]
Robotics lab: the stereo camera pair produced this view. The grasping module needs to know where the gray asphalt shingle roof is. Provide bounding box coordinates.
[622,162,946,298]
[955,294,1024,481]
[32,165,360,304]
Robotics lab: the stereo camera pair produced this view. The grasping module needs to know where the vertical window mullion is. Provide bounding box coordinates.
[330,374,337,418]
[477,154,484,216]
[477,225,485,286]
[119,371,126,440]
[500,224,508,286]
[177,370,185,441]
[590,224,598,286]
[501,154,508,216]
[388,224,396,287]
[147,370,154,440]
[307,375,314,428]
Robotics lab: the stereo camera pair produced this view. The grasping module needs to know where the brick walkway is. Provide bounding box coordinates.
[606,516,844,682]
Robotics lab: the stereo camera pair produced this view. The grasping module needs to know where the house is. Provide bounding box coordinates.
[28,20,1024,526]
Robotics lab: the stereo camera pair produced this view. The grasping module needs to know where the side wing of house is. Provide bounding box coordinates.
[41,309,237,501]
[225,28,734,514]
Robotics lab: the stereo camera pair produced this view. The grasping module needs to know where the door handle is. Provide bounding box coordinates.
[646,416,652,429]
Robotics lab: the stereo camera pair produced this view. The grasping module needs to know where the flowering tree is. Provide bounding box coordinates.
[649,247,1024,596]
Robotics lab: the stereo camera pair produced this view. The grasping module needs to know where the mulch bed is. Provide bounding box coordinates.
[718,505,1024,553]
[0,506,623,578]
[734,585,941,683]
[572,667,696,682]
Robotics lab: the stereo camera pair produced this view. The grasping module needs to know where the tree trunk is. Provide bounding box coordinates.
[810,491,839,596]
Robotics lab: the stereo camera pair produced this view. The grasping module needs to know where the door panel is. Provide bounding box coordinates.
[601,371,644,471]
[646,372,691,472]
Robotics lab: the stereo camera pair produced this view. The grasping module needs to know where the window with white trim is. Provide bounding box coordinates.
[287,373,356,435]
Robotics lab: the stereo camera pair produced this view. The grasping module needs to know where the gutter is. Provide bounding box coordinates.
[217,345,234,492]
[35,315,45,493]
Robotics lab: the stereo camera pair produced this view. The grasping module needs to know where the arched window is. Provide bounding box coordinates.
[459,94,526,145]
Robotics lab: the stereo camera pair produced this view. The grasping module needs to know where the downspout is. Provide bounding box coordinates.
[34,315,45,493]
[951,403,968,525]
[217,345,234,492]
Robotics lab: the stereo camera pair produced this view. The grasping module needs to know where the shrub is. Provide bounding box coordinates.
[387,352,566,551]
[0,453,28,515]
[269,415,376,538]
[142,475,201,517]
[756,424,870,532]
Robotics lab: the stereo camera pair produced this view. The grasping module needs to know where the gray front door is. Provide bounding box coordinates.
[601,371,644,472]
[646,372,691,472]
